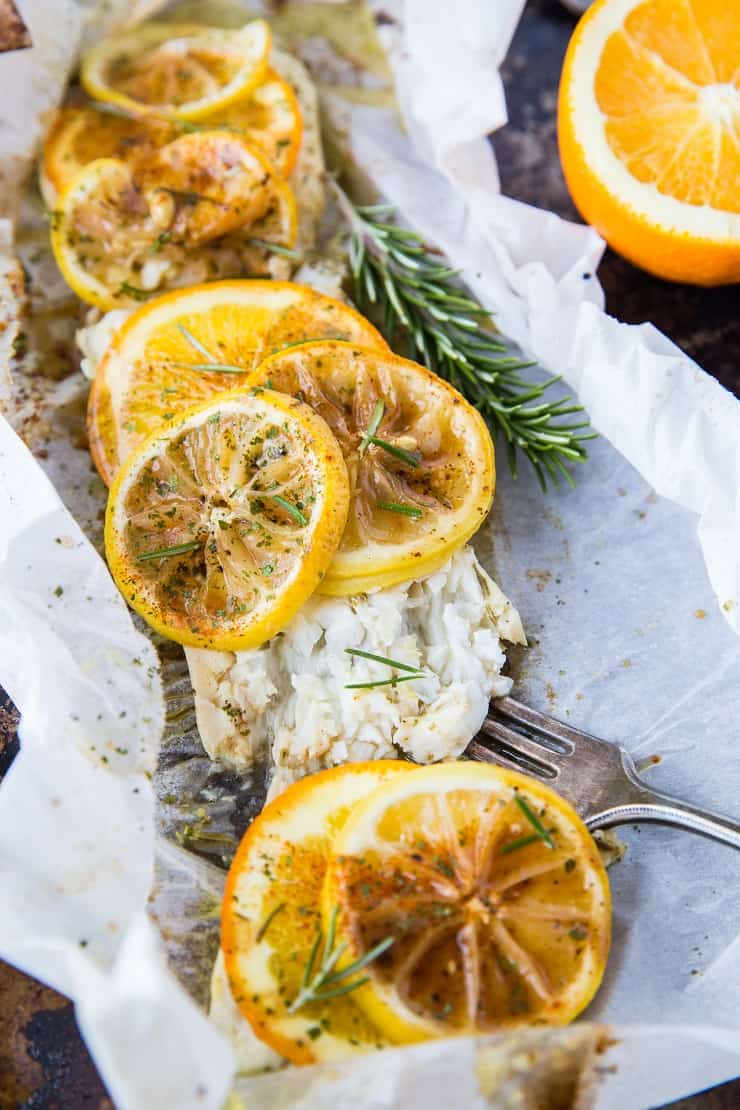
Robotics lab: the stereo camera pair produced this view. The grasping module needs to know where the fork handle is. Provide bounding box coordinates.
[588,787,740,852]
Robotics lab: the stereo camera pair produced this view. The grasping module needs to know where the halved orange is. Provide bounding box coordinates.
[558,0,740,284]
[88,281,388,485]
[81,21,271,121]
[51,133,297,310]
[105,389,349,649]
[247,342,496,595]
[323,763,611,1042]
[222,761,415,1065]
[41,69,302,204]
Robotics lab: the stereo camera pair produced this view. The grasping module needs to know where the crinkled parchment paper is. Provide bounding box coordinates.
[1,1,739,1108]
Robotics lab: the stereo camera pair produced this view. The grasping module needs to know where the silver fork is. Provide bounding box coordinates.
[468,697,740,851]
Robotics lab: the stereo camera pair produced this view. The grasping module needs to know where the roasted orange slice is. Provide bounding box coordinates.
[51,132,297,309]
[247,342,495,594]
[81,20,271,121]
[323,762,611,1041]
[41,68,302,204]
[105,389,349,649]
[222,762,414,1065]
[87,281,387,485]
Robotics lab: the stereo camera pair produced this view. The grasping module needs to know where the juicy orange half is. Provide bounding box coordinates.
[41,68,302,204]
[323,763,611,1042]
[559,0,740,284]
[87,280,388,485]
[51,132,297,310]
[105,389,349,649]
[81,20,271,121]
[247,341,496,595]
[222,761,414,1065]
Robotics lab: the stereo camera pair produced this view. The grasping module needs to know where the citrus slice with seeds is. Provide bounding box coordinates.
[41,69,302,205]
[51,133,297,311]
[104,389,349,649]
[88,281,387,485]
[246,341,495,595]
[323,762,611,1043]
[558,0,740,284]
[222,761,414,1065]
[81,21,271,121]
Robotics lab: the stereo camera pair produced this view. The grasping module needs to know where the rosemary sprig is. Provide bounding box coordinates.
[287,905,394,1013]
[138,540,202,561]
[342,196,595,490]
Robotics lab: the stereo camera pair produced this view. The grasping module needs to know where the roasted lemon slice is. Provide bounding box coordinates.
[81,21,271,121]
[222,762,414,1065]
[51,132,297,310]
[41,69,302,204]
[247,341,495,595]
[88,281,387,485]
[323,763,611,1043]
[105,389,349,649]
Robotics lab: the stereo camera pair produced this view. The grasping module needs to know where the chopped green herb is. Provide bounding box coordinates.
[569,926,587,941]
[500,833,543,855]
[151,230,171,253]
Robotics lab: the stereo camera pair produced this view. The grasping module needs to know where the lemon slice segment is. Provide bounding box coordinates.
[105,389,349,649]
[88,281,387,485]
[323,763,611,1042]
[222,762,414,1065]
[81,21,271,121]
[41,69,302,205]
[247,341,495,594]
[51,133,297,310]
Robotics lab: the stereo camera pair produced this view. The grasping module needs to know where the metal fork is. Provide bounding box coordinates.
[468,697,740,851]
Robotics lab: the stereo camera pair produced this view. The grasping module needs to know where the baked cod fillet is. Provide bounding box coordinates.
[186,545,525,791]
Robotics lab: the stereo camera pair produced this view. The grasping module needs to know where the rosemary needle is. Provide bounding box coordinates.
[359,399,385,457]
[138,540,202,561]
[344,647,424,673]
[377,501,423,518]
[345,674,422,690]
[247,237,302,260]
[514,794,555,850]
[365,436,421,467]
[176,324,247,373]
[270,494,308,525]
[256,902,286,943]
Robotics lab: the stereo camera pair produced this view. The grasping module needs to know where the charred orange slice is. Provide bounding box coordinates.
[104,389,349,649]
[323,763,611,1042]
[222,762,414,1065]
[247,342,495,595]
[87,281,387,485]
[81,21,271,121]
[51,133,297,310]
